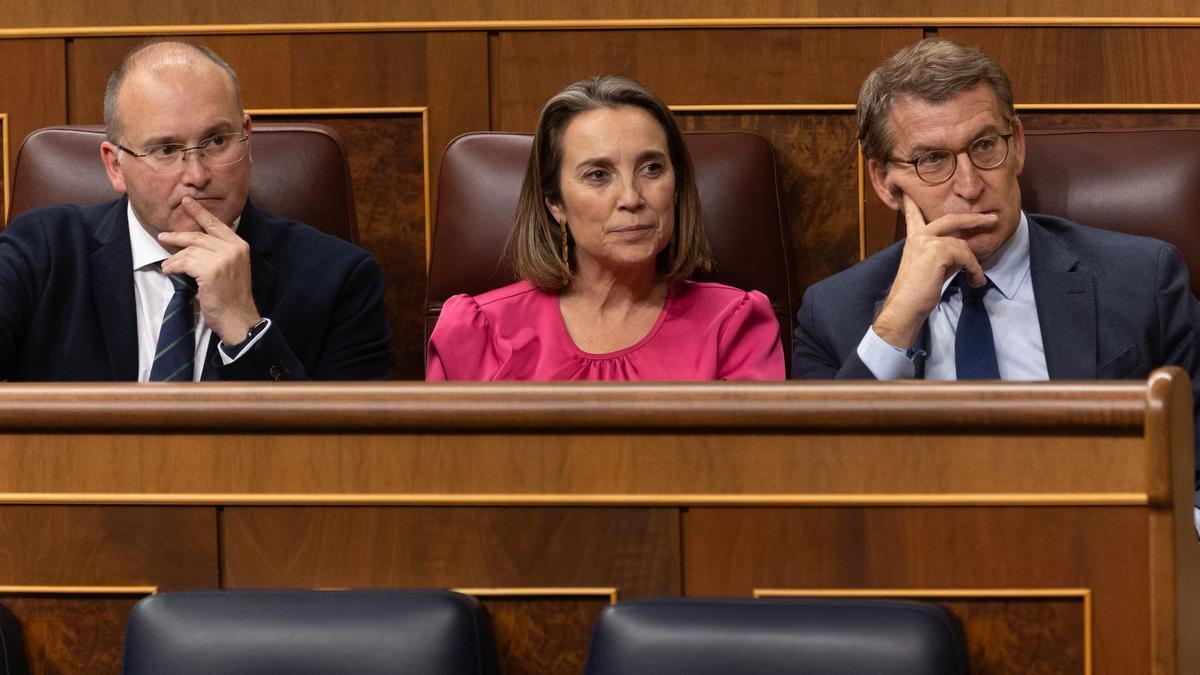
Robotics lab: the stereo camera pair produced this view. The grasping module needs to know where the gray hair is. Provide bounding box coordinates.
[857,39,1016,162]
[103,41,242,144]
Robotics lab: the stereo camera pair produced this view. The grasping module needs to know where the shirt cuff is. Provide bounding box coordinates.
[855,326,918,380]
[217,318,272,365]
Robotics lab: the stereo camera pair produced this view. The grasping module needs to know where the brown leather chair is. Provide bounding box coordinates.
[427,131,797,364]
[893,127,1200,296]
[7,123,358,243]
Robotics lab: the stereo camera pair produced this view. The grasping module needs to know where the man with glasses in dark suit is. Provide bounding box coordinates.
[791,39,1200,520]
[0,41,392,381]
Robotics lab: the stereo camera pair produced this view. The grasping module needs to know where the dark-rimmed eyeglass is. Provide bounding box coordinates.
[116,132,249,173]
[888,132,1014,185]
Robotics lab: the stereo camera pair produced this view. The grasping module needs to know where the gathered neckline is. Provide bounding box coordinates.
[553,283,678,360]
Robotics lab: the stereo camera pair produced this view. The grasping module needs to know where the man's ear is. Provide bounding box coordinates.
[867,159,901,210]
[1009,116,1025,176]
[99,142,128,194]
[242,113,253,168]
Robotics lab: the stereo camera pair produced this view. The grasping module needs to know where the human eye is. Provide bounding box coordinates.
[147,144,183,159]
[583,168,610,184]
[972,136,997,153]
[204,134,228,148]
[640,161,666,177]
[916,150,950,168]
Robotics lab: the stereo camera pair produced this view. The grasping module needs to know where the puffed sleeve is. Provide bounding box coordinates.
[426,294,507,381]
[716,290,786,381]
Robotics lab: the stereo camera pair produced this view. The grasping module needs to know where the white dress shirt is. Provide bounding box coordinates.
[128,204,266,381]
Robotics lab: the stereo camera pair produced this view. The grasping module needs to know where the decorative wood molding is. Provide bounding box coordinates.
[0,585,157,595]
[2,113,8,223]
[455,587,619,604]
[0,491,1150,506]
[245,106,431,264]
[5,17,1200,39]
[755,587,1092,675]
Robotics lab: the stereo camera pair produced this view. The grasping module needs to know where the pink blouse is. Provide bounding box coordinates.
[427,280,784,381]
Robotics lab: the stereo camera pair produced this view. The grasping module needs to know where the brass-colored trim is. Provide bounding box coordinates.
[6,17,1200,39]
[0,492,1151,506]
[247,106,427,116]
[671,104,856,112]
[245,106,430,255]
[455,587,619,604]
[422,106,432,270]
[756,587,1092,675]
[857,141,866,261]
[0,585,157,595]
[2,112,9,223]
[1018,103,1200,111]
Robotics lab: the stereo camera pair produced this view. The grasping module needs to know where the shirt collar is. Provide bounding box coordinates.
[127,201,242,271]
[938,210,1031,300]
[980,210,1031,300]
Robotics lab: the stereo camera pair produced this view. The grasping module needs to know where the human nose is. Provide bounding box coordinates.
[178,148,212,186]
[949,151,984,200]
[616,173,645,210]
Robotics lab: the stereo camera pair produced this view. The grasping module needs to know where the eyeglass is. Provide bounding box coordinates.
[116,132,249,172]
[888,132,1014,185]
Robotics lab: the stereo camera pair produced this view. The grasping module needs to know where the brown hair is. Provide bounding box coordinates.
[505,75,712,290]
[857,39,1016,163]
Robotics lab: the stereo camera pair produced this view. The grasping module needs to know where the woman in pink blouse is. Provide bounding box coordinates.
[427,76,784,381]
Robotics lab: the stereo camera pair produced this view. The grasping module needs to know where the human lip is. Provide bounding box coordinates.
[610,223,655,234]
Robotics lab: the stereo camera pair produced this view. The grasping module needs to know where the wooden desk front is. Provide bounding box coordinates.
[0,371,1195,674]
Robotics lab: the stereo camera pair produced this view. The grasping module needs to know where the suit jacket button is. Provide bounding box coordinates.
[268,365,284,380]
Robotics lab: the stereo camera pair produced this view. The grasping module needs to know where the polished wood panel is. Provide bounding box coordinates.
[253,113,427,379]
[68,34,429,123]
[1,594,144,675]
[2,1,1199,29]
[942,28,1200,103]
[426,31,490,237]
[0,506,216,586]
[940,597,1086,675]
[688,507,1137,671]
[0,507,214,675]
[222,507,679,595]
[0,375,1191,673]
[759,591,1087,674]
[479,595,607,675]
[678,111,860,293]
[0,38,66,211]
[491,29,916,131]
[223,506,674,674]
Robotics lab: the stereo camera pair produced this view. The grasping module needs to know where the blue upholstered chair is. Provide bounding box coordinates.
[584,598,968,675]
[0,603,29,675]
[122,589,496,675]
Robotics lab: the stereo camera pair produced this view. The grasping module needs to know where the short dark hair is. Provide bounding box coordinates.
[858,39,1016,163]
[505,75,712,290]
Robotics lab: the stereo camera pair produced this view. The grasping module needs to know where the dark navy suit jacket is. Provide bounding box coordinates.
[792,213,1200,496]
[0,198,392,381]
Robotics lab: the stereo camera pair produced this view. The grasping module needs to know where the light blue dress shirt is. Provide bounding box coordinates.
[857,211,1049,380]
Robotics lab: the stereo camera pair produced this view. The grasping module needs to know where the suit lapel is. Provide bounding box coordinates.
[90,200,139,380]
[1029,217,1097,379]
[201,201,276,380]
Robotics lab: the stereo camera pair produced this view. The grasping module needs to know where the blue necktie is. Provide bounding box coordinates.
[955,274,1000,380]
[149,271,198,382]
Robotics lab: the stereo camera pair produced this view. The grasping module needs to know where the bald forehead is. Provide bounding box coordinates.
[122,44,233,93]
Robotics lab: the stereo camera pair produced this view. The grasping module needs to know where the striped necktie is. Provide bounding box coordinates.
[149,271,198,382]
